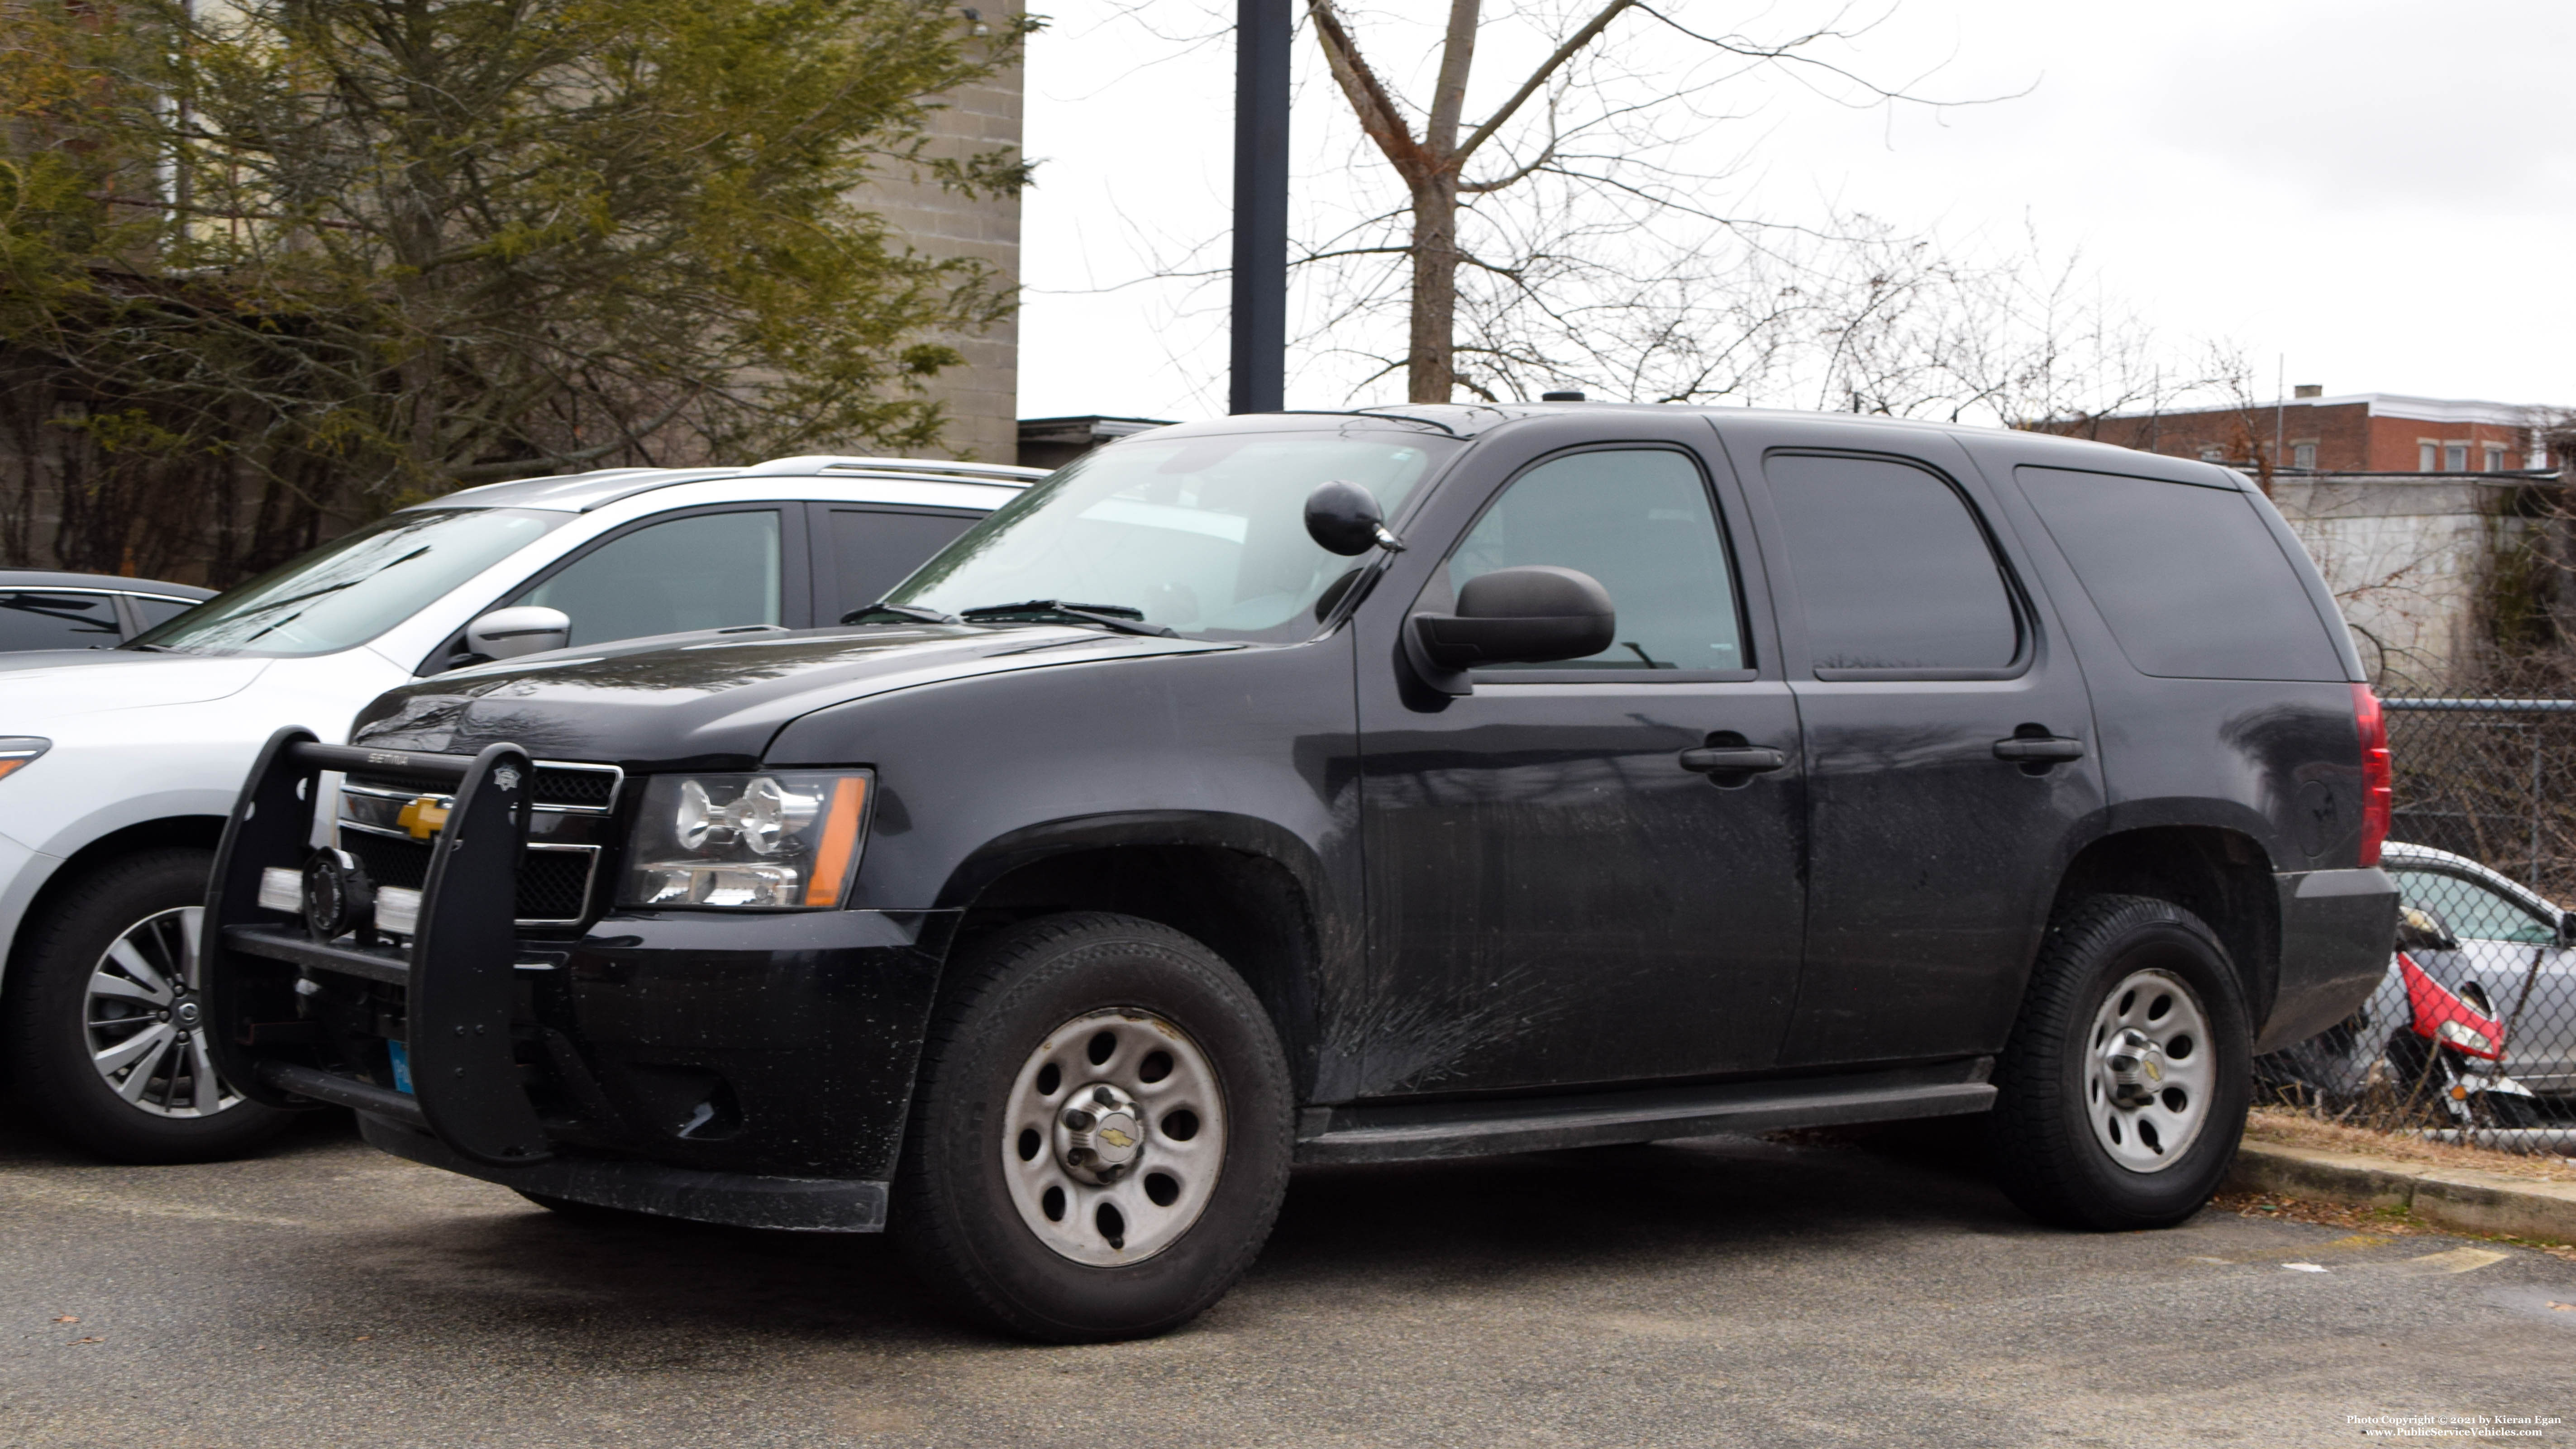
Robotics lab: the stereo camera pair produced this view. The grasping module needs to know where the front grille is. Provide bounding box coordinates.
[517,848,596,921]
[339,830,598,925]
[532,765,619,810]
[342,831,428,892]
[344,761,621,814]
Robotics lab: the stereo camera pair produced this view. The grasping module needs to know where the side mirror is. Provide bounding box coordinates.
[1305,480,1399,557]
[2394,904,2458,954]
[2559,910,2575,949]
[1410,566,1616,681]
[465,605,572,661]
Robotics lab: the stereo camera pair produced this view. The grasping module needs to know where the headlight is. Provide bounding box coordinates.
[0,737,50,781]
[2436,1019,2497,1056]
[620,770,871,909]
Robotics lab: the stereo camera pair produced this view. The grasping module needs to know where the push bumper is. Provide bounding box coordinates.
[204,729,954,1216]
[2260,866,2399,1052]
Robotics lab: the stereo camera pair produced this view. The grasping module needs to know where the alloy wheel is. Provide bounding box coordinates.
[83,906,241,1118]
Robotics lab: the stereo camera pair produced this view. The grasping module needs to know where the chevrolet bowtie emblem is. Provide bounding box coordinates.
[397,796,451,839]
[2144,1058,2164,1082]
[1098,1127,1136,1150]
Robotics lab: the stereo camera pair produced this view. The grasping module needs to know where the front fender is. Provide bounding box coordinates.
[935,809,1334,915]
[0,787,238,995]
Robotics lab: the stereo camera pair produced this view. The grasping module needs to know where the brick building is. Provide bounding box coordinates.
[2066,389,2557,475]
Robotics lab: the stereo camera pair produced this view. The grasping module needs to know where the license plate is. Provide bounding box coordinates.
[386,1039,415,1095]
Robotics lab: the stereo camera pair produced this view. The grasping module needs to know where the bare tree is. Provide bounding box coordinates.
[1300,0,2004,404]
[1049,2,2230,431]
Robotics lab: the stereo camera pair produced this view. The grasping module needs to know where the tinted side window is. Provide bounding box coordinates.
[826,509,979,618]
[126,595,200,630]
[0,591,123,649]
[517,510,780,647]
[1446,448,1744,672]
[2016,467,2343,682]
[1763,454,2018,673]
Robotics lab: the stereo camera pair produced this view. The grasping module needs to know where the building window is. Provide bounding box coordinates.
[2291,443,2317,470]
[2485,445,2507,472]
[2198,444,2226,462]
[2444,443,2468,471]
[2419,442,2438,472]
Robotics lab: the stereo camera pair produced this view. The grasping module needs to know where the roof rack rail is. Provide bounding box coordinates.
[738,454,1045,481]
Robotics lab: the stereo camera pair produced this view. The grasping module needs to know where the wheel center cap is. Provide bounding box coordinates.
[172,999,201,1030]
[1057,1082,1145,1182]
[2103,1028,2164,1106]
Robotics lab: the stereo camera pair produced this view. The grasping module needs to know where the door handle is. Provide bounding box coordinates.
[1679,746,1788,775]
[1992,735,2086,763]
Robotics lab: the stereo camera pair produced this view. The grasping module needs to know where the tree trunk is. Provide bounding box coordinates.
[1407,177,1459,403]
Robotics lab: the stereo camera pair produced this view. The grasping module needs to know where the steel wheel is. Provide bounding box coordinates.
[2085,967,2213,1173]
[82,906,239,1119]
[1000,1008,1227,1266]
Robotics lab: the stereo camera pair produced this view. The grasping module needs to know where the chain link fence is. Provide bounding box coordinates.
[2257,695,2576,1151]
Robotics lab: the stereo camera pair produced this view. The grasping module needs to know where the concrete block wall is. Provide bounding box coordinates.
[848,58,1023,464]
[2271,475,2533,689]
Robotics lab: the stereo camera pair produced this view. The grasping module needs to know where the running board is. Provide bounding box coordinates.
[1293,1060,1995,1167]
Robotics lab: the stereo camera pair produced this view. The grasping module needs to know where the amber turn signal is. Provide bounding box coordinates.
[803,776,870,907]
[0,737,50,782]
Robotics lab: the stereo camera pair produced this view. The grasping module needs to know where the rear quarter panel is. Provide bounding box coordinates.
[1953,434,2368,872]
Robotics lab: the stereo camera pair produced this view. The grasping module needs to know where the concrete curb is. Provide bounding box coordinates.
[2226,1140,2576,1244]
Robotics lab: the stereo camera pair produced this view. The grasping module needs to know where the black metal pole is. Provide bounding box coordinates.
[1229,0,1289,415]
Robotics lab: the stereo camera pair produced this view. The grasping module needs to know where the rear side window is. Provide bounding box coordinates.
[2016,467,2343,681]
[0,590,122,649]
[1761,453,2019,675]
[126,595,200,630]
[824,508,980,619]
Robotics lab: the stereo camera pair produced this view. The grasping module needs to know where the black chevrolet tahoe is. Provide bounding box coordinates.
[205,404,2399,1341]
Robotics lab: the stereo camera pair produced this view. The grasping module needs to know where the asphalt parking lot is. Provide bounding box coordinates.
[4,1114,2572,1449]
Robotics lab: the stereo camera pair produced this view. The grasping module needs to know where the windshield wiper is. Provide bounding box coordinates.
[840,602,960,626]
[957,600,1177,638]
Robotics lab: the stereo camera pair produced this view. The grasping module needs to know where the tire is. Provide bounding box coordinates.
[2481,1092,2547,1130]
[2,848,292,1163]
[892,912,1293,1342]
[1985,894,2252,1230]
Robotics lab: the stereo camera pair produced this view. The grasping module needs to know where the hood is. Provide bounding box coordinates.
[0,649,272,722]
[349,624,1240,769]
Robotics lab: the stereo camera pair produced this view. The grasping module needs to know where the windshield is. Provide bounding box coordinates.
[889,429,1458,641]
[129,508,566,657]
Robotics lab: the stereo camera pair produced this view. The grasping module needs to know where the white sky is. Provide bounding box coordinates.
[1015,0,2576,423]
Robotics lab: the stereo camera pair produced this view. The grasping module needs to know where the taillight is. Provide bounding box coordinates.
[2397,952,2504,1060]
[2352,683,2390,867]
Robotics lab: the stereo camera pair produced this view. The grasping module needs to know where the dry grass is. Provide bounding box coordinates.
[2242,1106,2576,1183]
[2209,1187,2576,1260]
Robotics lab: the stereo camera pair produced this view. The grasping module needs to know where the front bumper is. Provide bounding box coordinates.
[2260,866,2400,1052]
[525,907,957,1181]
[360,1113,889,1231]
[205,730,955,1215]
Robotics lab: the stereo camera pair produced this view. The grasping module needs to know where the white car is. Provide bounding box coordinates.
[0,454,1037,1161]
